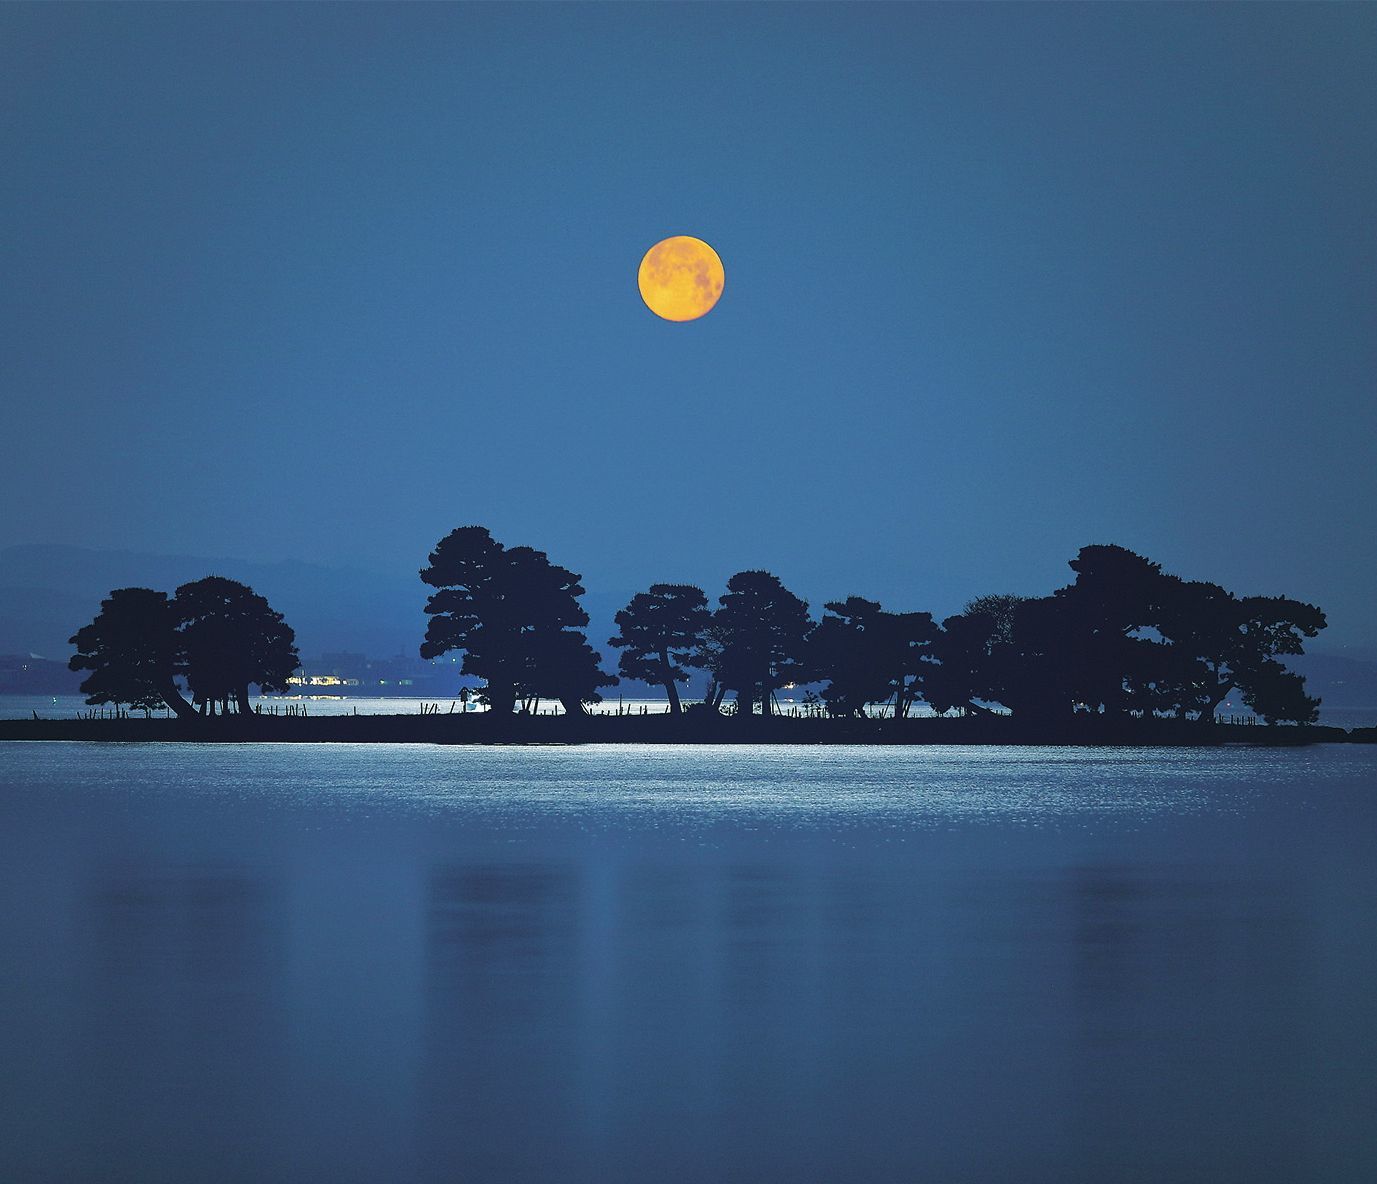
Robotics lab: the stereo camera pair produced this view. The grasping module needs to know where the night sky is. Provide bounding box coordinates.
[3,4,1374,644]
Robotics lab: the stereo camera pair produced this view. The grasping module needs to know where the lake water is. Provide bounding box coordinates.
[3,694,887,720]
[1,743,1374,1183]
[8,692,1375,730]
[4,694,714,720]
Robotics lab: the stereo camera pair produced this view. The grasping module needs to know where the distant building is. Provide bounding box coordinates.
[279,652,474,697]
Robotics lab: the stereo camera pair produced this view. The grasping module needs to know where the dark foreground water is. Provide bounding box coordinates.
[1,744,1374,1184]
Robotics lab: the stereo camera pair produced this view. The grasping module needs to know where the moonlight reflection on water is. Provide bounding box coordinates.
[1,743,1374,1184]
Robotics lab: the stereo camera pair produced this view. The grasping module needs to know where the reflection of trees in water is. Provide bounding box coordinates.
[1062,862,1309,1181]
[81,861,288,1173]
[1065,863,1305,1007]
[424,863,580,1005]
[419,862,583,1176]
[91,863,280,982]
[418,856,861,1180]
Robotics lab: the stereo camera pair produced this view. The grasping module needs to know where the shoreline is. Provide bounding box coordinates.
[2,714,1372,747]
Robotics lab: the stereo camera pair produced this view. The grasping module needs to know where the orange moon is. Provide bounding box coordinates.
[637,236,725,322]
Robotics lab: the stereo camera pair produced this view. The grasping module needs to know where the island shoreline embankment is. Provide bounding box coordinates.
[1,715,1372,747]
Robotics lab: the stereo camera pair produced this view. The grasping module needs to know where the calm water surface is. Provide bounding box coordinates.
[8,693,1374,728]
[1,742,1374,1183]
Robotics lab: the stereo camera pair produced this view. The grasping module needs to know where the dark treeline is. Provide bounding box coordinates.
[69,577,298,717]
[67,527,1326,728]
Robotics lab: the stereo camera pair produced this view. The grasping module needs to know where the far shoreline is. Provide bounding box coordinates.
[2,713,1372,748]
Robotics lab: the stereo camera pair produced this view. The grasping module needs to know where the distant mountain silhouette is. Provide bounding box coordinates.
[1283,652,1377,709]
[0,544,642,674]
[0,545,421,659]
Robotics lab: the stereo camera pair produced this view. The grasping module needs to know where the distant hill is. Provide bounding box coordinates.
[0,544,428,660]
[1284,651,1377,710]
[0,544,637,670]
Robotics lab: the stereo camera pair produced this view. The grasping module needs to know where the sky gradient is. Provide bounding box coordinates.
[3,4,1375,645]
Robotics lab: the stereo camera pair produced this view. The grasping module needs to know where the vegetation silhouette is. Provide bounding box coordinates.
[175,577,299,715]
[609,584,711,716]
[419,526,614,717]
[69,577,298,717]
[811,597,939,721]
[712,570,812,721]
[68,588,194,718]
[985,546,1324,724]
[58,532,1335,740]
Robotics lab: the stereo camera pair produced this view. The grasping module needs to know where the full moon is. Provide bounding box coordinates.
[637,236,725,322]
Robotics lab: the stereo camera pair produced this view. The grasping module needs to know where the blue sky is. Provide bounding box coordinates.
[3,3,1374,643]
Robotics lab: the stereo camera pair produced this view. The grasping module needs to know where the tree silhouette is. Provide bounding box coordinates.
[609,584,710,715]
[811,597,881,717]
[691,614,731,713]
[1237,659,1322,725]
[1058,545,1172,716]
[715,571,812,718]
[812,597,938,718]
[504,545,615,714]
[68,587,194,717]
[877,609,938,718]
[174,576,299,715]
[1000,546,1171,719]
[64,535,1330,734]
[990,547,1327,725]
[962,594,1025,646]
[522,629,616,714]
[419,526,516,713]
[420,526,614,716]
[925,609,1006,717]
[1157,580,1325,723]
[923,595,1027,717]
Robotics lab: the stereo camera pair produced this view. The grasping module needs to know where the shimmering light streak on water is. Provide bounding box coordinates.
[9,693,1375,729]
[1,742,1375,1183]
